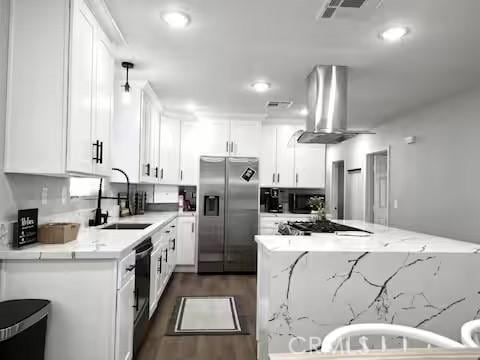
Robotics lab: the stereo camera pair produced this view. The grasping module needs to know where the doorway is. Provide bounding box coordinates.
[331,161,345,220]
[366,150,389,225]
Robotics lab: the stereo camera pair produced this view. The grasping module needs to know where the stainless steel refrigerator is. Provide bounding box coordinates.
[198,156,259,273]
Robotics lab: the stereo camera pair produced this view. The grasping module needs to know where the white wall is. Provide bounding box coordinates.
[326,86,480,243]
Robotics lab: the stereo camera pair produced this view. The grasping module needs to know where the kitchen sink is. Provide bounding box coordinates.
[101,223,153,230]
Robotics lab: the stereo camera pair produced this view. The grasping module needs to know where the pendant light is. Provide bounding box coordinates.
[121,61,134,104]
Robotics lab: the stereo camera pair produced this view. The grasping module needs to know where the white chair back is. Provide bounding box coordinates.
[321,323,464,353]
[461,320,480,347]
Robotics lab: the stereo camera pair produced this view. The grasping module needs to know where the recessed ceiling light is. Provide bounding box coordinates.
[300,108,309,116]
[380,26,409,42]
[186,103,197,112]
[162,12,191,29]
[251,81,271,93]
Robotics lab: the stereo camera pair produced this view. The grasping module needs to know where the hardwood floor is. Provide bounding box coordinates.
[137,273,257,360]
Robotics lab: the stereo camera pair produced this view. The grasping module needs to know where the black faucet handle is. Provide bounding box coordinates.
[101,211,109,224]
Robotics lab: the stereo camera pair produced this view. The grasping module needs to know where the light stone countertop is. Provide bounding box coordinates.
[0,211,178,260]
[255,219,480,254]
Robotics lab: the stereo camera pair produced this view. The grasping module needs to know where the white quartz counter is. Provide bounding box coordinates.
[255,220,480,253]
[0,211,178,260]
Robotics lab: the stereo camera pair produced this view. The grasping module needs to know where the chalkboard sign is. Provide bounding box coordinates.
[12,208,38,248]
[241,167,256,182]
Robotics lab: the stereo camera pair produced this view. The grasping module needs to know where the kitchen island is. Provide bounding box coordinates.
[256,220,480,358]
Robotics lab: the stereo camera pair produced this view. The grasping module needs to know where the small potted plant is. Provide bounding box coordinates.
[308,196,326,222]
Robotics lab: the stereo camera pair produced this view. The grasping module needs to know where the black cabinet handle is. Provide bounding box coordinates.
[157,256,162,273]
[145,163,151,176]
[99,141,104,164]
[126,264,135,272]
[133,288,139,310]
[180,170,183,181]
[164,248,168,263]
[160,168,164,179]
[277,173,280,183]
[272,173,275,184]
[171,238,176,251]
[92,140,100,163]
[155,167,159,178]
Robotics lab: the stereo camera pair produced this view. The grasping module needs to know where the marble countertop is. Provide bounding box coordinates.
[255,220,480,253]
[0,212,178,260]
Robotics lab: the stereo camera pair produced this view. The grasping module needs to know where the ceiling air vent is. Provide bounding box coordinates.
[340,0,368,8]
[265,101,293,110]
[319,0,369,19]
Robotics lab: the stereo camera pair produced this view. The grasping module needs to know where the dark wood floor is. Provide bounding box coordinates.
[137,273,257,360]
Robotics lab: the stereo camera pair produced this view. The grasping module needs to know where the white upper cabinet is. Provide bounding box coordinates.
[198,118,230,156]
[92,30,114,177]
[275,124,298,187]
[259,124,277,187]
[260,122,300,188]
[150,110,161,181]
[5,0,114,176]
[66,0,96,174]
[229,120,261,157]
[179,120,200,185]
[259,120,325,188]
[112,82,162,184]
[158,116,181,185]
[198,118,261,157]
[294,143,326,188]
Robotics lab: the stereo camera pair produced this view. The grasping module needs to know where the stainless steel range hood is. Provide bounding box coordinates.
[297,65,374,144]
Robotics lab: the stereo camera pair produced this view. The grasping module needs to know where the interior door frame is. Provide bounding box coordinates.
[330,160,345,220]
[364,147,391,225]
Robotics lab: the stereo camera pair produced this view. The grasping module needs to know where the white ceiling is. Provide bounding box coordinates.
[106,0,480,128]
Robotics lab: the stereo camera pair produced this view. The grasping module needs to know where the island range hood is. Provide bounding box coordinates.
[297,65,374,144]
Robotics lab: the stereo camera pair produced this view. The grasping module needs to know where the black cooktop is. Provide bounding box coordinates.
[288,220,372,234]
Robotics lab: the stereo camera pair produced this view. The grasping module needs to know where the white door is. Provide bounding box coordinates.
[198,118,230,156]
[159,116,181,184]
[115,275,134,360]
[67,0,95,174]
[180,120,199,185]
[150,109,161,182]
[259,124,277,187]
[373,153,388,225]
[294,143,326,188]
[275,125,297,187]
[345,170,363,220]
[92,30,114,176]
[176,217,196,266]
[229,120,261,157]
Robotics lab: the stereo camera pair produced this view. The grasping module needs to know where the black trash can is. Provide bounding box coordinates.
[0,299,51,360]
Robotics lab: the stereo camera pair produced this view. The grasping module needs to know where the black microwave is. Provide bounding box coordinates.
[288,194,324,214]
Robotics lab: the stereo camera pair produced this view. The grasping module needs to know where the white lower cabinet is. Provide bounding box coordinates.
[176,216,196,266]
[115,274,135,360]
[149,219,177,318]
